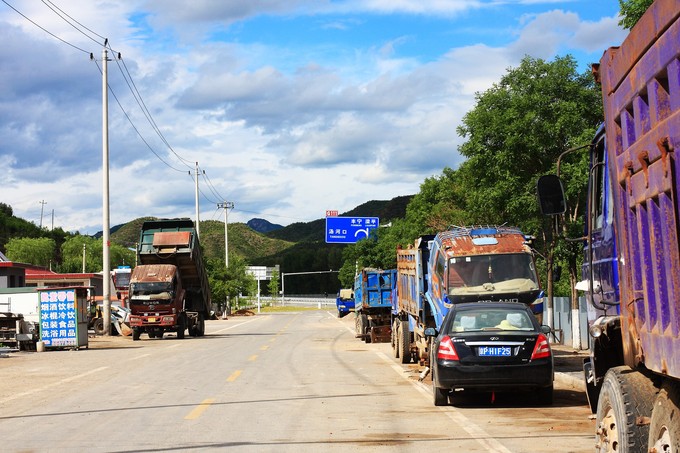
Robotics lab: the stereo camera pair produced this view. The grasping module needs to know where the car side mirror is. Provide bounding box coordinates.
[540,325,552,335]
[424,327,438,337]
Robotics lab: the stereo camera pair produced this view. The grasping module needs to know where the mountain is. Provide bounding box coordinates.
[266,195,413,243]
[247,218,283,234]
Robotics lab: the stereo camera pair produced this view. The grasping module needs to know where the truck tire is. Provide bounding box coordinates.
[584,360,599,413]
[176,314,186,339]
[132,328,141,341]
[93,318,104,336]
[399,319,410,364]
[362,314,371,343]
[595,366,657,453]
[355,313,367,340]
[392,319,399,359]
[197,313,205,337]
[648,383,680,453]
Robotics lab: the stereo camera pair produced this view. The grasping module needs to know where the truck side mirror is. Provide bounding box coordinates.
[536,175,567,215]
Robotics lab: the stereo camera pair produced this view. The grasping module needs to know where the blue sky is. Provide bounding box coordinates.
[0,0,627,234]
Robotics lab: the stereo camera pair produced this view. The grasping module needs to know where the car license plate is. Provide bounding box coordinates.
[478,346,512,357]
[148,317,156,323]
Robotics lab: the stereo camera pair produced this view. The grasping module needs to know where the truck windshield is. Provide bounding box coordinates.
[448,253,539,295]
[130,282,173,296]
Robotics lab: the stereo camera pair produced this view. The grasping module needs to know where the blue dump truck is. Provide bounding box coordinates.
[128,219,211,340]
[538,1,680,450]
[353,268,397,343]
[391,226,543,365]
[335,288,354,318]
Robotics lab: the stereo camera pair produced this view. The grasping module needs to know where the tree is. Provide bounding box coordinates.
[455,54,602,321]
[618,0,654,29]
[268,269,280,300]
[206,254,256,312]
[5,237,56,267]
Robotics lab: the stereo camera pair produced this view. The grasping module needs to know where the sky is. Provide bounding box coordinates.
[0,0,628,235]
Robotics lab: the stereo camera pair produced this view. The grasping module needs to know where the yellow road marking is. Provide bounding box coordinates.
[227,370,242,382]
[184,398,214,420]
[248,355,258,361]
[260,345,269,351]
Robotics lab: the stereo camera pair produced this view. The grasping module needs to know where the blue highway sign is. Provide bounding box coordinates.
[326,216,379,244]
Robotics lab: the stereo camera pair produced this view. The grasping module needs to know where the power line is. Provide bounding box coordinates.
[1,0,92,54]
[40,0,104,47]
[93,57,187,173]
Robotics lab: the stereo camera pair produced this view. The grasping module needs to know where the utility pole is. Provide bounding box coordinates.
[39,200,47,229]
[218,201,234,317]
[51,209,54,231]
[194,162,200,238]
[101,45,112,336]
[217,201,234,266]
[82,243,86,273]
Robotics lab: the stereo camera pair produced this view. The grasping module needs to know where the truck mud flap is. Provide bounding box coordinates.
[369,325,392,343]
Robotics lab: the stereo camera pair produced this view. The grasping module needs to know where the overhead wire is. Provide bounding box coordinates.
[93,59,186,173]
[40,0,103,46]
[1,0,91,54]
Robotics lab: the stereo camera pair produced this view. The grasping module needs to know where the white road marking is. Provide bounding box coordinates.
[0,366,109,404]
[375,351,513,453]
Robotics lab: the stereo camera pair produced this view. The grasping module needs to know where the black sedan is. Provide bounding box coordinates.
[425,302,554,406]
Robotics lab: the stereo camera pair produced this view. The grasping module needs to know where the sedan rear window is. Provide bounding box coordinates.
[449,307,534,333]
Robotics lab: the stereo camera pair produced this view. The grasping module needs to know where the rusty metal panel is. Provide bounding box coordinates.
[437,226,530,257]
[599,0,680,378]
[152,231,191,248]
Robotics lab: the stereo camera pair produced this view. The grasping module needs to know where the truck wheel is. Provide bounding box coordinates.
[648,383,680,453]
[354,314,362,338]
[93,318,104,336]
[392,319,399,359]
[355,313,367,339]
[177,314,186,339]
[584,360,599,413]
[362,315,371,343]
[197,313,205,337]
[132,328,141,341]
[399,319,410,364]
[595,366,657,453]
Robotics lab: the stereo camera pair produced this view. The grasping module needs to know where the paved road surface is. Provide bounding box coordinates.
[0,310,594,452]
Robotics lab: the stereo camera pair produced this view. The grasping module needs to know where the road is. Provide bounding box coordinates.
[0,310,594,452]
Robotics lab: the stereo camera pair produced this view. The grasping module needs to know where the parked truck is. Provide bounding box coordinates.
[391,226,543,365]
[354,268,397,343]
[128,219,211,341]
[537,1,680,450]
[335,288,354,318]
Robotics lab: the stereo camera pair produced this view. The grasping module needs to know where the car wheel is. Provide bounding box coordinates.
[595,366,657,453]
[648,383,680,453]
[432,367,449,406]
[535,385,553,406]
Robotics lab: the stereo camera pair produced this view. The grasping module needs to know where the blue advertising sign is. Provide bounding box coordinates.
[39,288,78,347]
[326,216,379,243]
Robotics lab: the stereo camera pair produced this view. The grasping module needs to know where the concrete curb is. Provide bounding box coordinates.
[555,371,586,392]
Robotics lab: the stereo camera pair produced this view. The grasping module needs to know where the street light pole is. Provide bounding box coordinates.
[101,46,111,335]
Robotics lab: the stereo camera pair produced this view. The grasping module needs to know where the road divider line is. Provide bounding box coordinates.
[260,345,269,351]
[128,353,151,361]
[0,366,109,404]
[184,398,214,420]
[375,351,513,453]
[248,355,258,361]
[212,316,266,334]
[226,370,243,382]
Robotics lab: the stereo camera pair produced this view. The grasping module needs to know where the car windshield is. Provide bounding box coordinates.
[448,253,539,295]
[448,307,535,333]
